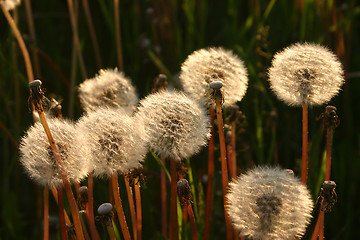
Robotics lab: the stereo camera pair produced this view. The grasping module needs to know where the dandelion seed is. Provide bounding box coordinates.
[19,118,89,188]
[135,90,210,160]
[226,166,313,240]
[180,47,248,107]
[268,42,344,106]
[76,107,148,178]
[0,0,21,10]
[78,68,138,112]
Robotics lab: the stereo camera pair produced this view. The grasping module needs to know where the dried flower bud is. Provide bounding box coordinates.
[177,179,192,207]
[19,119,89,188]
[319,180,337,212]
[226,166,313,239]
[78,68,138,113]
[268,43,345,106]
[77,186,88,210]
[135,90,210,160]
[0,0,21,10]
[97,203,113,226]
[76,107,148,178]
[28,79,48,112]
[180,47,248,107]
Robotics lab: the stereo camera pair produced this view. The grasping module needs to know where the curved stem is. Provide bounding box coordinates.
[301,104,308,184]
[111,174,131,240]
[124,175,137,240]
[204,106,215,240]
[215,99,233,240]
[43,185,49,240]
[134,177,142,240]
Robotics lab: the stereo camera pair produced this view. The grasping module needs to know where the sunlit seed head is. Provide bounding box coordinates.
[135,90,210,160]
[180,47,248,107]
[76,107,148,178]
[268,43,345,106]
[226,166,313,240]
[19,118,89,188]
[78,68,138,113]
[0,0,21,10]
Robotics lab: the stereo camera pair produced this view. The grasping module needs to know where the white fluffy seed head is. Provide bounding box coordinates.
[0,0,21,10]
[76,107,148,178]
[19,119,89,188]
[268,43,345,106]
[180,47,249,107]
[226,166,313,240]
[78,68,138,112]
[135,90,210,160]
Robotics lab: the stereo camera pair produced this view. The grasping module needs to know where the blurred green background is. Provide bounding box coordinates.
[1,0,359,239]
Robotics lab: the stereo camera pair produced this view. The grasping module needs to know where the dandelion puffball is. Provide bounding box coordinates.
[19,119,89,188]
[0,0,21,10]
[76,107,148,178]
[135,90,210,160]
[78,68,138,112]
[226,166,313,240]
[180,47,248,107]
[268,42,344,106]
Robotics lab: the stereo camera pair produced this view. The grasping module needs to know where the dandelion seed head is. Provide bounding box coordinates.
[180,47,248,107]
[19,119,89,188]
[135,90,210,160]
[78,68,138,112]
[226,166,313,240]
[0,0,21,10]
[77,107,148,178]
[268,43,344,106]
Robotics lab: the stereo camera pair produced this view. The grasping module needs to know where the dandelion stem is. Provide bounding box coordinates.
[51,187,71,225]
[106,222,117,240]
[111,174,131,240]
[301,104,308,184]
[43,185,49,240]
[160,156,168,237]
[1,5,34,83]
[38,112,84,240]
[57,188,69,240]
[87,173,100,240]
[215,99,233,240]
[170,159,179,240]
[230,121,237,179]
[187,205,198,240]
[124,175,137,240]
[204,106,215,240]
[114,0,124,70]
[134,177,142,240]
[325,127,333,181]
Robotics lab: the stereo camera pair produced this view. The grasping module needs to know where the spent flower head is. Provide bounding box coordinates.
[135,90,210,160]
[226,166,313,240]
[180,47,248,107]
[0,0,21,10]
[268,42,344,106]
[78,68,138,112]
[19,118,89,188]
[76,107,148,178]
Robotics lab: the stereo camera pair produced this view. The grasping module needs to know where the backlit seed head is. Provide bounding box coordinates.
[0,0,21,10]
[268,43,344,106]
[78,68,138,112]
[226,166,313,240]
[76,107,148,178]
[19,119,89,188]
[135,90,210,160]
[180,47,248,107]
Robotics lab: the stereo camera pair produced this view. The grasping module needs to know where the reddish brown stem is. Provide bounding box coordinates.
[38,112,84,239]
[325,127,332,181]
[43,185,49,240]
[230,122,237,179]
[204,106,215,240]
[182,207,188,224]
[58,188,69,240]
[160,156,168,237]
[111,174,131,240]
[170,159,179,240]
[109,179,114,205]
[51,187,71,225]
[87,173,100,240]
[187,205,198,240]
[319,211,325,239]
[134,178,142,240]
[301,104,309,184]
[114,0,124,70]
[215,99,233,240]
[311,212,321,240]
[124,175,137,240]
[227,144,234,180]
